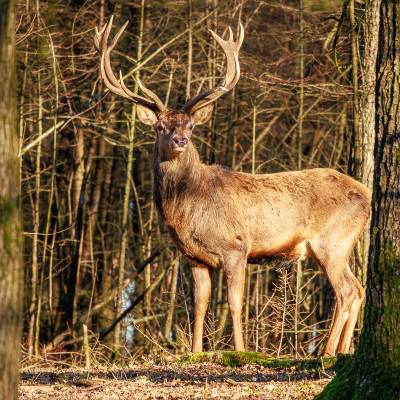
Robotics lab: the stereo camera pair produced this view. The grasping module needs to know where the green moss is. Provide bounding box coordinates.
[0,199,14,225]
[331,353,349,372]
[381,240,400,268]
[314,357,400,399]
[111,349,119,361]
[0,199,17,256]
[177,351,349,372]
[3,229,12,256]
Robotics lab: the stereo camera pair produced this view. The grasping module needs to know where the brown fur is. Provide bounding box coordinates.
[93,20,370,355]
[152,111,372,356]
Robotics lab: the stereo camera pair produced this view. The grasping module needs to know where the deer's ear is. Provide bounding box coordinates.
[136,104,158,125]
[190,104,214,125]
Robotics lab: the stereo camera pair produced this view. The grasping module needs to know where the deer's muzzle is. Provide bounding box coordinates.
[172,136,188,151]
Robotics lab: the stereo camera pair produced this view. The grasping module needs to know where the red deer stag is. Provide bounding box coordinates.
[94,17,372,356]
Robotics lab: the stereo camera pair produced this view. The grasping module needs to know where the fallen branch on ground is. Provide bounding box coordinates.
[57,261,174,348]
[44,246,167,351]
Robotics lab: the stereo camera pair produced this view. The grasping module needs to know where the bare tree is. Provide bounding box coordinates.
[14,0,376,360]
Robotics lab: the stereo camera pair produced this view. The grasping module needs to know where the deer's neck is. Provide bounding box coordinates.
[152,143,206,219]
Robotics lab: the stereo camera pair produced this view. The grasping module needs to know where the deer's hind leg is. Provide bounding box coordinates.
[310,239,364,356]
[191,262,213,353]
[337,273,364,354]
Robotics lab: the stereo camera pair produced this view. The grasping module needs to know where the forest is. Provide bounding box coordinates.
[16,0,366,361]
[1,0,400,399]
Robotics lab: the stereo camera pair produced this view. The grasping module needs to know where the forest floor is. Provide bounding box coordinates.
[19,353,334,399]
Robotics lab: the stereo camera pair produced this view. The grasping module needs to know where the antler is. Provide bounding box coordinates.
[94,16,166,114]
[181,23,244,114]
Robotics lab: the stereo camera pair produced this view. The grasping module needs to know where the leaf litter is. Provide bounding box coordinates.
[19,360,332,399]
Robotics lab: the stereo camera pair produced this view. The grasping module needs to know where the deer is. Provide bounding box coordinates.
[94,17,372,357]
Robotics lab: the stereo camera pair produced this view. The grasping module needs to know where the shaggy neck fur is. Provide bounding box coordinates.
[152,141,209,221]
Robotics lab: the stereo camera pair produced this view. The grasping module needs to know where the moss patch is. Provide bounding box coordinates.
[0,199,15,225]
[177,351,350,372]
[314,357,400,399]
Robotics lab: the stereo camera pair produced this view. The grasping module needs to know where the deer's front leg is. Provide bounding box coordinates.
[225,255,246,352]
[191,263,213,353]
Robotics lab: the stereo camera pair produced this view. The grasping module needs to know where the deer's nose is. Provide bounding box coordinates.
[173,136,188,147]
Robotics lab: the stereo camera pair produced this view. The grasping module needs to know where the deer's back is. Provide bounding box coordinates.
[160,166,371,268]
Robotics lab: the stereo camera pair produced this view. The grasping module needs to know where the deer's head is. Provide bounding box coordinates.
[94,16,243,160]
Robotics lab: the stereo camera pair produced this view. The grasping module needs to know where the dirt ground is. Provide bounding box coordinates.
[19,362,332,399]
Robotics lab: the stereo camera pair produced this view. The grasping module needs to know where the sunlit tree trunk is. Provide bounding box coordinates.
[347,0,380,339]
[357,0,380,281]
[0,0,23,398]
[186,0,192,100]
[164,260,179,340]
[316,2,400,398]
[298,0,304,170]
[82,0,105,265]
[349,0,361,179]
[112,0,145,359]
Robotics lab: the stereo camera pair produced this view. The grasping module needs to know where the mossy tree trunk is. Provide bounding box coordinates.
[315,1,400,399]
[0,0,23,399]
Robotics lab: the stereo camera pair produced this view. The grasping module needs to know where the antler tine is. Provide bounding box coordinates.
[102,21,129,88]
[107,20,129,53]
[210,28,240,90]
[119,71,162,109]
[236,22,245,54]
[94,15,114,55]
[228,26,233,41]
[94,24,107,53]
[100,53,135,101]
[94,17,166,113]
[137,78,166,111]
[181,22,244,114]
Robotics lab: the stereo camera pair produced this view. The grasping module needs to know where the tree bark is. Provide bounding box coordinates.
[357,0,381,281]
[315,1,400,398]
[349,0,361,179]
[359,0,380,191]
[113,0,145,359]
[298,0,304,170]
[0,0,23,398]
[164,260,179,340]
[185,0,192,100]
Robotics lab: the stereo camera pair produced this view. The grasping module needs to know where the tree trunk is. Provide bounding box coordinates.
[298,0,304,170]
[164,260,179,340]
[349,0,361,179]
[113,0,145,359]
[357,0,381,283]
[0,0,23,398]
[315,1,400,398]
[185,0,192,100]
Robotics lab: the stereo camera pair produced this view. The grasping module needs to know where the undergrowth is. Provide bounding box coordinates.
[178,351,350,372]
